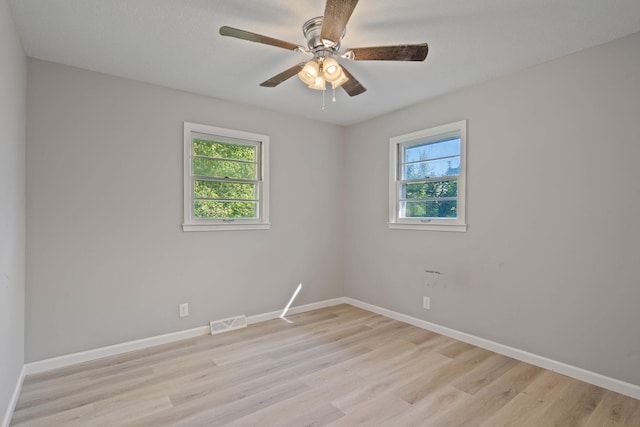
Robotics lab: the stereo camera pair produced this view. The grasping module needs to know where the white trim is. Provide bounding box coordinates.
[182,223,270,232]
[1,365,25,427]
[22,298,346,375]
[183,122,270,231]
[388,223,467,232]
[247,298,346,324]
[344,298,640,400]
[389,120,467,231]
[24,325,210,375]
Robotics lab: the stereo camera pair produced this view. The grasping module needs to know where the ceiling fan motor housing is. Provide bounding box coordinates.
[303,16,344,58]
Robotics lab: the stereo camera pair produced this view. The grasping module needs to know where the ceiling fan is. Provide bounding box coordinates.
[219,0,428,98]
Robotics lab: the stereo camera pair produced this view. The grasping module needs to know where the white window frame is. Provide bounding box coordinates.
[389,120,467,232]
[182,122,270,231]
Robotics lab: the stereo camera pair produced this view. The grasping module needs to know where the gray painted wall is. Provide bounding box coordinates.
[345,32,640,386]
[25,60,345,362]
[0,0,26,419]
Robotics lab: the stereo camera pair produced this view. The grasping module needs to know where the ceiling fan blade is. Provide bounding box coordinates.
[220,26,304,51]
[340,65,366,96]
[320,0,359,46]
[346,43,429,61]
[260,63,305,87]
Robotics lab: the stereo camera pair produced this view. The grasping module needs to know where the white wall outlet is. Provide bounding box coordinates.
[179,303,189,318]
[423,296,431,310]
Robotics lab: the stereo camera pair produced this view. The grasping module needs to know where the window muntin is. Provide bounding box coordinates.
[183,123,269,231]
[389,121,467,232]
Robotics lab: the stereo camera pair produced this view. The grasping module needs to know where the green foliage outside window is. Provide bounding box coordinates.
[193,139,255,161]
[192,138,259,219]
[193,158,255,180]
[404,180,457,218]
[194,200,256,219]
[405,181,457,199]
[404,200,457,218]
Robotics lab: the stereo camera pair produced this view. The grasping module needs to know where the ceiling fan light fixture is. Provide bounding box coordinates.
[331,70,349,89]
[298,60,320,83]
[321,57,343,83]
[298,69,315,85]
[308,75,326,90]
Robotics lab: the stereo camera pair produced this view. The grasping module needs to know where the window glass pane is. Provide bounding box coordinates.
[403,180,458,199]
[193,158,256,180]
[193,139,256,162]
[404,137,459,163]
[390,120,466,229]
[401,200,457,218]
[403,157,460,179]
[194,181,256,201]
[194,200,257,219]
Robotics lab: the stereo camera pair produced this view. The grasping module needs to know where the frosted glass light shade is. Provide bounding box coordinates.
[298,60,319,86]
[308,76,326,90]
[298,69,315,85]
[331,69,349,88]
[322,58,342,83]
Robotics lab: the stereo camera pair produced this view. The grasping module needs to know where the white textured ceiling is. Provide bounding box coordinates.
[9,0,640,125]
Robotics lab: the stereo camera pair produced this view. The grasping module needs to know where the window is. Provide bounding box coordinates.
[389,120,467,232]
[183,122,269,231]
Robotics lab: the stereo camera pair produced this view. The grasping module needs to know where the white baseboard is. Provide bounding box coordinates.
[344,297,640,400]
[2,365,25,427]
[24,325,210,375]
[23,297,346,376]
[247,297,346,324]
[20,296,640,400]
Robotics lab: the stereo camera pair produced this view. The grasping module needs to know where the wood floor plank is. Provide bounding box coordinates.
[478,369,575,426]
[331,347,453,413]
[393,346,495,405]
[10,304,640,426]
[224,372,361,426]
[299,337,418,387]
[349,335,452,382]
[584,389,640,426]
[387,385,471,426]
[11,367,158,424]
[450,353,520,395]
[170,380,310,427]
[10,403,95,427]
[326,392,412,427]
[533,379,607,426]
[427,362,543,427]
[439,340,477,358]
[131,345,370,425]
[82,396,173,427]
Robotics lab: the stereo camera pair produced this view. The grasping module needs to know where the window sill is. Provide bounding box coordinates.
[182,223,270,232]
[388,222,467,232]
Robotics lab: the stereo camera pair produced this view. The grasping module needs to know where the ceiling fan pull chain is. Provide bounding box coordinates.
[332,87,337,103]
[322,87,326,111]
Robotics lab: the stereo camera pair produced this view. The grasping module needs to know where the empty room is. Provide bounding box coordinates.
[2,0,640,425]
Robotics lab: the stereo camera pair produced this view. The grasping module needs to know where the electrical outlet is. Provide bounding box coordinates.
[179,303,189,318]
[423,296,431,310]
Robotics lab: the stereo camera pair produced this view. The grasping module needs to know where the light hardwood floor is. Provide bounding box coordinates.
[11,305,640,426]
